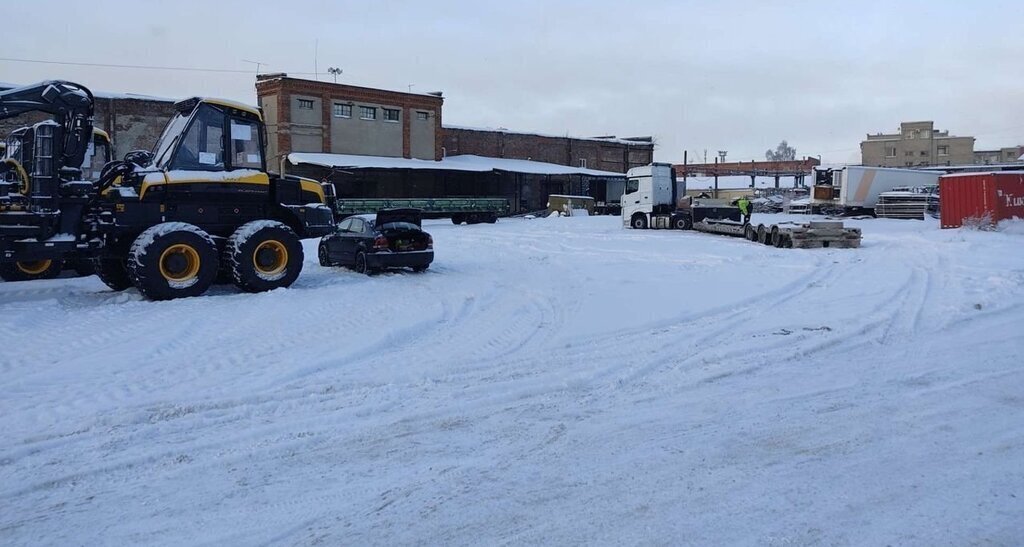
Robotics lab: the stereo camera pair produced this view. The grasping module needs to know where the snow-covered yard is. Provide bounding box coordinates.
[1,215,1022,545]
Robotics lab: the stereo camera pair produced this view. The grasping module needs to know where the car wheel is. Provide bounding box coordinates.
[318,243,331,267]
[355,251,370,275]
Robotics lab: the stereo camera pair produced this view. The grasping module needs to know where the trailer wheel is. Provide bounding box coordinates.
[93,257,132,291]
[128,223,218,300]
[225,221,304,293]
[744,224,757,241]
[451,214,464,225]
[756,224,768,244]
[0,259,63,282]
[631,214,648,229]
[770,225,781,247]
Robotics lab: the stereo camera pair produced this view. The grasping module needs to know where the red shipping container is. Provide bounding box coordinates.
[939,172,1024,228]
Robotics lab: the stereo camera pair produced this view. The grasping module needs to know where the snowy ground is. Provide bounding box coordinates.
[1,214,1023,545]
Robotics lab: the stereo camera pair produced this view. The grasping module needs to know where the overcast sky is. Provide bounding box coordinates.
[3,0,1022,164]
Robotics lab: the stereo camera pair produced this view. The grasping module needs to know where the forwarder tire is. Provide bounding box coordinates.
[0,259,63,282]
[93,257,132,291]
[225,221,303,293]
[71,260,95,277]
[128,222,218,301]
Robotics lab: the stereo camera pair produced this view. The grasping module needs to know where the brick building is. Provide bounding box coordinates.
[442,126,653,174]
[0,83,175,159]
[254,74,444,168]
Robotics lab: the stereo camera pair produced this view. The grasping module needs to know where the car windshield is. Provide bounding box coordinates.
[378,221,420,232]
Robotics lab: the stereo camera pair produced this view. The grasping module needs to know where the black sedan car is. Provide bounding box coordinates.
[318,209,434,274]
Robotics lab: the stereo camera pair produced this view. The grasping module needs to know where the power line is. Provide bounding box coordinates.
[0,56,318,76]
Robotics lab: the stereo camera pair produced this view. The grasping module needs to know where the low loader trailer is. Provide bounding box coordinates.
[623,163,862,248]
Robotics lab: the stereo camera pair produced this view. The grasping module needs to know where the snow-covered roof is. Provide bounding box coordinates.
[444,125,653,147]
[0,81,173,102]
[288,152,625,177]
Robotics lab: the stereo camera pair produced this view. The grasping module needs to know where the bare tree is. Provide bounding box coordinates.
[766,140,796,161]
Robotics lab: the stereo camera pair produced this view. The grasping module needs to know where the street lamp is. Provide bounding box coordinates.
[327,67,343,83]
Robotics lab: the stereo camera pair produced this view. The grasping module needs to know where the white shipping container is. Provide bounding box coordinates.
[838,166,941,208]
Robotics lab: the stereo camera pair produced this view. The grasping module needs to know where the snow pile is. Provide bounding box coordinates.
[1,215,1022,545]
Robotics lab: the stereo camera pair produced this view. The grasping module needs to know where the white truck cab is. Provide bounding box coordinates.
[621,163,689,229]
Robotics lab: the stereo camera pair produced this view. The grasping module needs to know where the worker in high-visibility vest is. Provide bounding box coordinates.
[737,197,752,224]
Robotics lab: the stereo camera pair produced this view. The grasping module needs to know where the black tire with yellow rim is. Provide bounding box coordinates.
[127,222,219,300]
[225,221,303,293]
[0,259,63,282]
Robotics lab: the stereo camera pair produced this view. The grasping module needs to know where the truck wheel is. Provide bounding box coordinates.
[93,257,132,291]
[673,216,692,230]
[225,221,304,293]
[631,214,648,229]
[451,215,464,225]
[0,259,63,282]
[128,222,218,300]
[486,213,498,224]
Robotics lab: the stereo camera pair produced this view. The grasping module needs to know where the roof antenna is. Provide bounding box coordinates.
[314,39,319,81]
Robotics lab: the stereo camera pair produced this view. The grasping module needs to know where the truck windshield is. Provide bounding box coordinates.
[152,112,191,169]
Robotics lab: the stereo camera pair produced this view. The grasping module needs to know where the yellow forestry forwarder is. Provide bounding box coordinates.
[0,81,335,300]
[2,125,113,279]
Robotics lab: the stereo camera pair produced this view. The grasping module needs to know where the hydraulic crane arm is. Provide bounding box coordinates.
[0,81,95,176]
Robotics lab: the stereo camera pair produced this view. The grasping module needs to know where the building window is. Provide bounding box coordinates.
[297,98,314,110]
[920,151,928,157]
[937,145,948,156]
[360,106,376,120]
[905,151,914,157]
[416,111,429,121]
[578,158,587,168]
[333,103,352,118]
[885,147,896,158]
[383,108,400,122]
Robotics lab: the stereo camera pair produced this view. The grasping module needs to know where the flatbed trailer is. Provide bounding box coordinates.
[694,219,862,249]
[334,197,510,224]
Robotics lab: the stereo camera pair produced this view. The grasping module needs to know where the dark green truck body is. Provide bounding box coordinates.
[335,197,510,224]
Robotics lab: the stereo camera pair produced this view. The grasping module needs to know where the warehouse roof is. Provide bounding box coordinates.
[288,153,625,177]
[444,124,654,147]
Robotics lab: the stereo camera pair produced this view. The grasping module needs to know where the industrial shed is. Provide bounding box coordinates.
[285,153,625,214]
